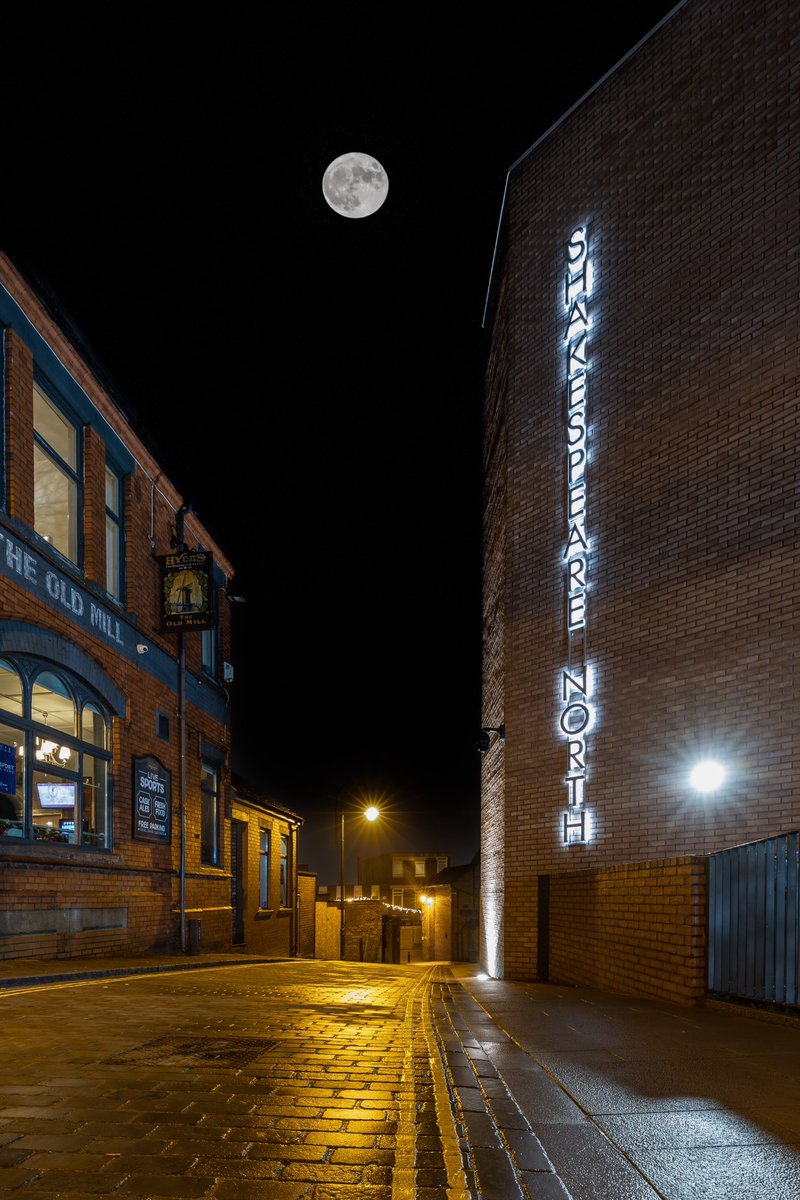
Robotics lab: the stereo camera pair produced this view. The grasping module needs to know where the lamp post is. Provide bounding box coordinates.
[338,803,380,960]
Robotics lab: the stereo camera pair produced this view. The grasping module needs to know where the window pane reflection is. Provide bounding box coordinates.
[31,672,75,736]
[82,757,108,848]
[32,769,76,843]
[0,661,23,717]
[82,704,107,749]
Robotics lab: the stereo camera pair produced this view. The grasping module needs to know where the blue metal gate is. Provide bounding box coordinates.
[708,833,799,1005]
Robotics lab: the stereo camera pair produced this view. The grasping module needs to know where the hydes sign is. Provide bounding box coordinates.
[560,226,594,845]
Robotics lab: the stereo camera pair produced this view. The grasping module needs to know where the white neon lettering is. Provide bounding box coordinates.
[560,225,594,846]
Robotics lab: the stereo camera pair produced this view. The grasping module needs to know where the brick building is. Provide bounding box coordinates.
[419,854,480,964]
[230,776,306,956]
[481,0,799,1003]
[357,851,449,909]
[0,251,242,959]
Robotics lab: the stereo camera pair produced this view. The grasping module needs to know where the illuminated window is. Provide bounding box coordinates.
[105,466,123,600]
[33,381,80,565]
[0,660,23,717]
[414,858,425,877]
[371,884,380,899]
[0,657,111,846]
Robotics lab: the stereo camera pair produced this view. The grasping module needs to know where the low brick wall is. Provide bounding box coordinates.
[549,857,707,1004]
[315,902,340,961]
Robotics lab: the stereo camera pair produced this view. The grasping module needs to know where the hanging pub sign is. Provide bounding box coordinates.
[159,550,214,631]
[133,755,172,843]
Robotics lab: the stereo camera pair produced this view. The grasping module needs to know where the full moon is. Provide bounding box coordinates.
[322,152,388,219]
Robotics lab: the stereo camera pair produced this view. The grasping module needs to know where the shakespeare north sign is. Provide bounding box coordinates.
[560,225,595,846]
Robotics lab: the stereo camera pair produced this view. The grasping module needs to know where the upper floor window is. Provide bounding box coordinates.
[280,834,290,906]
[0,656,111,847]
[105,466,123,600]
[200,762,219,866]
[201,625,217,678]
[33,381,81,565]
[259,827,271,908]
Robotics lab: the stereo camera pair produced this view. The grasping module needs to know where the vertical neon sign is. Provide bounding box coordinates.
[560,226,594,845]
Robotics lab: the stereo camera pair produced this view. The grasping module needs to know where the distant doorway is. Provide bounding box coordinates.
[537,875,550,981]
[231,820,246,946]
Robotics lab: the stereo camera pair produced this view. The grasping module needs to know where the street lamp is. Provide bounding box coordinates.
[339,802,380,959]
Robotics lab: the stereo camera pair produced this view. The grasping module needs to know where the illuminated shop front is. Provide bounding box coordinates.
[481,0,799,1003]
[0,250,239,960]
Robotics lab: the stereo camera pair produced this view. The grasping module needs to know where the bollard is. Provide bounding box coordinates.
[188,918,203,955]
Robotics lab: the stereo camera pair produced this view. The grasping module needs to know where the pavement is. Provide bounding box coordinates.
[0,953,797,1199]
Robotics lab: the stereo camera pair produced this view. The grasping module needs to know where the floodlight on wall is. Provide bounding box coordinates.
[690,760,726,793]
[479,724,505,754]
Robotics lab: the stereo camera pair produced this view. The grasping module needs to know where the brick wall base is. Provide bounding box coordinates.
[548,857,707,1005]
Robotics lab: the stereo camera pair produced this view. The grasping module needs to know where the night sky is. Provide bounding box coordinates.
[2,1,680,880]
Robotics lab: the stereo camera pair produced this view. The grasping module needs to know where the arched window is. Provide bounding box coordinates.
[0,656,112,848]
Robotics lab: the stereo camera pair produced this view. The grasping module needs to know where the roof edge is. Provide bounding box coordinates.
[482,0,690,329]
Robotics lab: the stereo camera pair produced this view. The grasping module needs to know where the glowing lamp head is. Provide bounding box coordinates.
[364,806,379,822]
[690,760,725,793]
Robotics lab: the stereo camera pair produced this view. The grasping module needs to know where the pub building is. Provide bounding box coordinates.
[0,249,262,959]
[481,0,799,1005]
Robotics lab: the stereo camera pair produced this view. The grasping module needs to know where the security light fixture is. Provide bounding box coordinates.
[479,724,505,754]
[690,760,726,793]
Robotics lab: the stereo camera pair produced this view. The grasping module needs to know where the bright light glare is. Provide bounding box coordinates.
[690,760,725,793]
[364,806,380,822]
[476,973,489,981]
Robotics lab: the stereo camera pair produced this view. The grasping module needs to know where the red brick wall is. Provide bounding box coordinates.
[343,899,384,962]
[549,857,707,1004]
[481,275,508,978]
[3,329,34,527]
[82,425,106,586]
[482,0,800,995]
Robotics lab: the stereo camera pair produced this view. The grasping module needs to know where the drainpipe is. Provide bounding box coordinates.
[175,504,191,954]
[179,630,186,952]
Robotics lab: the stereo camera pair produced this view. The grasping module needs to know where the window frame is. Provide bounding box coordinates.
[32,378,83,568]
[104,463,124,603]
[279,833,290,908]
[0,655,112,849]
[259,826,271,908]
[200,762,220,866]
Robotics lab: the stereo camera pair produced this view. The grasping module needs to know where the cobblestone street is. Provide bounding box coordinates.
[0,960,470,1200]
